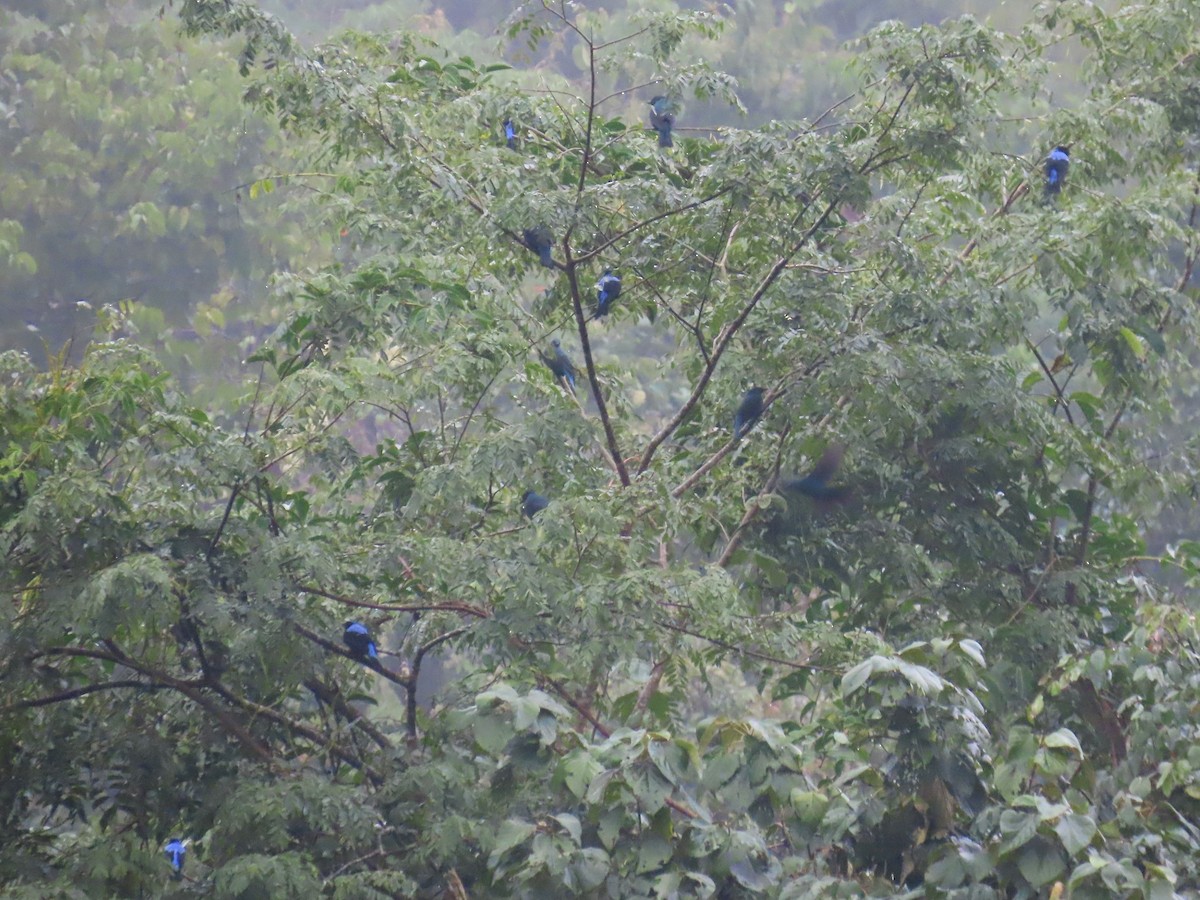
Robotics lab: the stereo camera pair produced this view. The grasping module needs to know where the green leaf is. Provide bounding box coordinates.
[1055,813,1097,857]
[841,656,885,696]
[1043,729,1082,755]
[488,819,535,867]
[957,639,986,667]
[1017,839,1065,887]
[1118,326,1147,361]
[552,813,582,846]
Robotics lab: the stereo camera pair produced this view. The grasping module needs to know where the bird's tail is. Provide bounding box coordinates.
[539,248,554,267]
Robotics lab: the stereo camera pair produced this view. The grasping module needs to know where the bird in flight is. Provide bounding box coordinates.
[781,445,851,503]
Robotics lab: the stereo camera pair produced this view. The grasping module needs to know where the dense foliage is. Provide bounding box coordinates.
[2,0,1200,896]
[0,0,309,363]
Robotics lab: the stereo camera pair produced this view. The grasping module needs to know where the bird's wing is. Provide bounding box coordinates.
[808,444,845,482]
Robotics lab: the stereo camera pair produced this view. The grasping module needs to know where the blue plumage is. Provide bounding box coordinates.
[164,839,185,880]
[542,339,577,396]
[522,226,554,268]
[592,270,622,320]
[343,621,379,667]
[503,118,516,150]
[782,445,850,503]
[648,96,675,148]
[521,490,549,518]
[1045,146,1069,198]
[733,387,765,440]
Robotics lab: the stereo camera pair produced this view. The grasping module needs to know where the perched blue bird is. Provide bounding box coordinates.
[648,96,675,148]
[782,445,850,503]
[503,118,516,150]
[1044,146,1070,199]
[521,490,549,518]
[343,621,380,668]
[164,839,185,880]
[523,226,554,268]
[541,339,577,396]
[592,270,622,320]
[733,387,766,440]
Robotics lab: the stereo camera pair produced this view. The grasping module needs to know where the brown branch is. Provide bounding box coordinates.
[407,628,467,740]
[293,582,490,620]
[96,639,279,763]
[633,660,666,715]
[935,181,1030,290]
[205,678,378,780]
[1163,162,1200,331]
[640,200,843,478]
[206,482,242,561]
[292,622,411,688]
[537,672,610,738]
[1074,679,1127,764]
[0,679,169,713]
[1064,399,1128,606]
[714,424,792,567]
[567,257,630,486]
[304,678,394,751]
[1025,337,1076,426]
[655,618,831,672]
[671,354,830,500]
[447,868,470,900]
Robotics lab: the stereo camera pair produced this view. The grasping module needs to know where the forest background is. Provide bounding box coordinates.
[2,0,1200,896]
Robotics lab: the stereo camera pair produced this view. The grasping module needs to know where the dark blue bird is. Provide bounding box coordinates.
[164,839,185,880]
[733,387,766,440]
[1044,146,1069,199]
[503,118,516,150]
[592,270,622,320]
[343,621,380,668]
[782,445,850,503]
[523,226,554,268]
[521,490,549,518]
[648,96,675,148]
[541,339,577,396]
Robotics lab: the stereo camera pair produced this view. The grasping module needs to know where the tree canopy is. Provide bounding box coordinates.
[2,0,1200,897]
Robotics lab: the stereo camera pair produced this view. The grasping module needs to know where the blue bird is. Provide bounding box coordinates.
[592,270,622,320]
[782,445,850,503]
[521,490,549,518]
[733,387,766,440]
[540,339,577,396]
[522,226,554,268]
[503,118,516,150]
[648,96,675,147]
[164,839,185,880]
[1044,146,1070,199]
[343,621,380,669]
